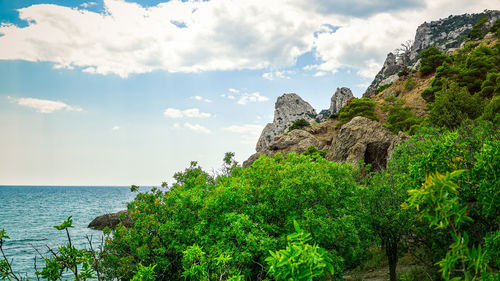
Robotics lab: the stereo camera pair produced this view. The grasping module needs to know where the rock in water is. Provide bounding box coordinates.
[329,87,354,114]
[256,93,317,152]
[326,116,405,171]
[88,210,133,230]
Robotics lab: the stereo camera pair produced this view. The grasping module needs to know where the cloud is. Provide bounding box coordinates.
[112,125,120,130]
[80,2,97,8]
[190,96,212,103]
[184,122,211,134]
[291,0,424,17]
[9,96,83,113]
[237,92,269,105]
[222,124,264,145]
[262,70,296,80]
[0,0,322,77]
[163,108,211,119]
[228,88,240,94]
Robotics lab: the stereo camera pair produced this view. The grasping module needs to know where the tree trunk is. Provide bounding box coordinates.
[386,240,398,281]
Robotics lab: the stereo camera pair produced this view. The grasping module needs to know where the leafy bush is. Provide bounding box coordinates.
[265,221,334,281]
[377,82,393,93]
[468,15,488,40]
[419,46,449,76]
[382,98,422,134]
[404,77,416,92]
[337,98,378,126]
[427,82,482,128]
[102,153,366,280]
[288,118,310,132]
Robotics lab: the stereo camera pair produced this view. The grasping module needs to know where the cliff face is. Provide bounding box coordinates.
[364,10,500,97]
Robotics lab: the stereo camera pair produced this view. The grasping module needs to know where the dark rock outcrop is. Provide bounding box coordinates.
[88,210,133,230]
[326,116,405,170]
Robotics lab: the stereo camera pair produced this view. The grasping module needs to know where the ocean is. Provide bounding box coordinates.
[0,185,137,278]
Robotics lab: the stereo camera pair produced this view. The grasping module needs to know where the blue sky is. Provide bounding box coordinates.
[0,0,496,185]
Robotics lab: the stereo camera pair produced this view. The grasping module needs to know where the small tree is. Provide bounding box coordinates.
[288,119,310,132]
[396,40,413,76]
[420,46,449,76]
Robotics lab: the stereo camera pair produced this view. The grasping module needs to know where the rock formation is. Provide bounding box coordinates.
[256,93,317,152]
[326,116,406,171]
[363,10,500,98]
[329,87,354,114]
[88,210,133,230]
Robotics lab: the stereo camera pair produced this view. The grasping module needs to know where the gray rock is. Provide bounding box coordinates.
[256,93,317,152]
[364,53,402,98]
[88,210,133,230]
[326,116,404,171]
[245,129,324,167]
[329,87,354,114]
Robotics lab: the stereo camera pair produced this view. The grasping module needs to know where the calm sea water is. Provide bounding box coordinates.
[0,185,137,278]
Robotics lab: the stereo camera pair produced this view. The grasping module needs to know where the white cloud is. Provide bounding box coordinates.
[163,108,211,119]
[0,0,495,80]
[173,122,181,129]
[0,0,322,77]
[237,92,269,105]
[190,96,212,103]
[9,96,83,114]
[313,71,327,77]
[80,2,97,8]
[184,122,211,134]
[112,125,120,130]
[228,88,240,94]
[262,70,296,80]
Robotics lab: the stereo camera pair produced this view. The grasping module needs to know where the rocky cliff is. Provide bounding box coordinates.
[256,93,317,151]
[364,10,500,97]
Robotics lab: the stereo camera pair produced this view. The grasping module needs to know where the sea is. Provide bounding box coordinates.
[0,185,138,279]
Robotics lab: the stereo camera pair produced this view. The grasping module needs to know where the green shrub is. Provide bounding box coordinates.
[377,82,393,93]
[383,98,422,134]
[288,118,310,132]
[404,77,416,92]
[427,82,483,128]
[337,98,378,125]
[419,46,449,75]
[468,15,489,40]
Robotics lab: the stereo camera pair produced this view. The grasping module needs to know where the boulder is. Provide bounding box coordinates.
[244,129,324,167]
[326,116,404,171]
[88,210,133,230]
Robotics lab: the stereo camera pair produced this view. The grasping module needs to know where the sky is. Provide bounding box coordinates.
[0,0,498,186]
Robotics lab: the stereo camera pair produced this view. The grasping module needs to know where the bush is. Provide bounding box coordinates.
[288,118,310,132]
[404,77,416,92]
[383,98,422,134]
[427,82,483,128]
[419,46,449,76]
[468,15,489,40]
[377,82,393,93]
[337,98,378,126]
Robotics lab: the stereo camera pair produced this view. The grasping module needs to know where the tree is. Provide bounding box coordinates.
[420,46,449,76]
[396,40,413,76]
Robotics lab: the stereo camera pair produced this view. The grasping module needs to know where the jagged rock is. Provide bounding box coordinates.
[256,93,317,152]
[88,210,133,230]
[364,53,402,98]
[245,129,324,167]
[329,87,354,114]
[326,116,403,171]
[364,10,500,98]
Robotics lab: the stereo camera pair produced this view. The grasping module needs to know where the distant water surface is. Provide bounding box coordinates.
[0,185,136,278]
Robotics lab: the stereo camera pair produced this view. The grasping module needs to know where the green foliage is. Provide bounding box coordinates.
[337,98,378,126]
[181,245,243,281]
[404,77,416,92]
[377,82,393,93]
[265,221,334,281]
[288,119,311,132]
[103,152,366,280]
[420,46,449,76]
[382,98,422,134]
[405,172,497,280]
[427,82,482,128]
[468,15,489,40]
[301,145,326,160]
[480,96,500,125]
[131,264,157,281]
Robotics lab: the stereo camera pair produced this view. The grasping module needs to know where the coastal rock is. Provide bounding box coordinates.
[326,116,403,171]
[256,93,317,152]
[88,210,133,230]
